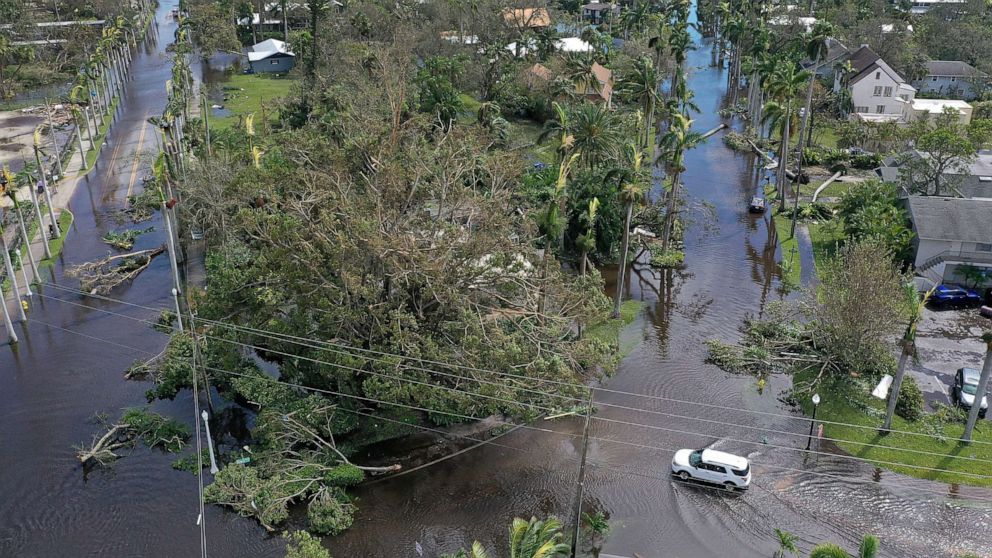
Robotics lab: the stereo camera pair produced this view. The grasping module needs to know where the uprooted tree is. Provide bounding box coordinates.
[76,408,190,466]
[66,246,165,294]
[706,240,911,386]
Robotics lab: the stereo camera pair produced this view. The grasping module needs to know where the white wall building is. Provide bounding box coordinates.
[903,98,974,126]
[841,45,916,122]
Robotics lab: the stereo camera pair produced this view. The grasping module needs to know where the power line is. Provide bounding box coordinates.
[31,290,992,471]
[200,332,992,479]
[42,282,992,449]
[200,362,992,505]
[21,314,992,507]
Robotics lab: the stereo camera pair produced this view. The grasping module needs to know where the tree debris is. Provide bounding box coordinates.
[66,246,166,294]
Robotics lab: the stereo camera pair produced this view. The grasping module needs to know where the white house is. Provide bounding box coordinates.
[840,45,915,122]
[913,60,988,101]
[900,0,968,14]
[902,98,973,126]
[247,38,295,73]
[906,196,992,286]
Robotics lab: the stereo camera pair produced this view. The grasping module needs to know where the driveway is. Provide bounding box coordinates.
[907,307,988,410]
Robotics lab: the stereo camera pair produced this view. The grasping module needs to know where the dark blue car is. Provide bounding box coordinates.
[932,285,983,307]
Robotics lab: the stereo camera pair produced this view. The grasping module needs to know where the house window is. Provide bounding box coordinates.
[978,243,992,252]
[873,86,883,96]
[876,71,881,79]
[855,106,869,113]
[883,86,893,96]
[951,77,956,82]
[876,105,886,113]
[932,77,938,81]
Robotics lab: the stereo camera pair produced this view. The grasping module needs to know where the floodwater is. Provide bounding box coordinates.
[1,2,991,558]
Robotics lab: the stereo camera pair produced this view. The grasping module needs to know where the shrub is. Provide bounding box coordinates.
[307,489,356,536]
[650,249,685,268]
[802,147,823,166]
[850,153,882,169]
[896,375,925,422]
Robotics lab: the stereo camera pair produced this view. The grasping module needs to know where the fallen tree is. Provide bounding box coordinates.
[76,408,190,466]
[66,246,165,294]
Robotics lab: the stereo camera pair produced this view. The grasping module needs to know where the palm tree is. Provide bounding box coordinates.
[857,535,879,558]
[774,528,800,558]
[659,112,703,251]
[607,144,646,318]
[882,284,934,430]
[619,56,661,152]
[763,62,809,211]
[569,104,622,169]
[576,198,600,275]
[963,331,992,442]
[620,2,652,39]
[808,534,880,558]
[508,517,570,558]
[808,544,848,558]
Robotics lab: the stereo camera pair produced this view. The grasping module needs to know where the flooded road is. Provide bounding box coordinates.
[1,1,991,557]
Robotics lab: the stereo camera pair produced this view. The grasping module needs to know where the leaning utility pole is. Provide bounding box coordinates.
[570,391,595,558]
[963,332,992,442]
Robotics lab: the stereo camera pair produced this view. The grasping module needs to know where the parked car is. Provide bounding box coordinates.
[932,285,983,307]
[953,367,988,418]
[671,448,751,491]
[748,197,766,213]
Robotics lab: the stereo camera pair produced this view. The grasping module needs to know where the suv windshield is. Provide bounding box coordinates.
[963,383,979,395]
[689,451,702,467]
[732,465,749,477]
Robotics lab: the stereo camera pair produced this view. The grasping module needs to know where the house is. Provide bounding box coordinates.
[247,38,295,73]
[502,7,552,29]
[581,2,619,25]
[900,0,968,14]
[524,63,552,88]
[769,14,817,32]
[913,61,988,101]
[839,45,915,122]
[905,196,992,286]
[800,37,849,79]
[577,62,614,106]
[505,36,592,57]
[877,150,992,198]
[902,98,973,126]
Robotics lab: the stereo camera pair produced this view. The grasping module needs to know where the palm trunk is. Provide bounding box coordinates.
[778,102,791,212]
[882,338,913,430]
[612,202,634,318]
[963,341,992,442]
[661,169,681,251]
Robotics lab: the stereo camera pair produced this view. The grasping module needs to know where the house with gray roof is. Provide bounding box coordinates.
[877,150,992,199]
[905,196,992,285]
[912,60,988,101]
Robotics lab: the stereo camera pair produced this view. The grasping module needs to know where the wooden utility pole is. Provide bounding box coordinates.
[570,391,595,557]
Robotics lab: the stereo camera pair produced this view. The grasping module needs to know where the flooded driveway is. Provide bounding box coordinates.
[1,2,991,557]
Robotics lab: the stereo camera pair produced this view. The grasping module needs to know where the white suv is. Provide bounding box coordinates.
[671,448,752,491]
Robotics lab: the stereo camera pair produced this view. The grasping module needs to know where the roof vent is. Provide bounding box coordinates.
[979,176,992,182]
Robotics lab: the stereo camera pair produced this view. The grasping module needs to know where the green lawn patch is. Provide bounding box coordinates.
[506,118,555,164]
[83,96,120,172]
[39,210,74,268]
[586,300,644,354]
[458,93,481,114]
[210,73,296,130]
[807,219,844,272]
[771,209,801,286]
[794,368,992,487]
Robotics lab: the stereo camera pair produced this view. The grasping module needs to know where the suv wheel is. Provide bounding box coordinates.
[678,471,690,481]
[723,482,736,492]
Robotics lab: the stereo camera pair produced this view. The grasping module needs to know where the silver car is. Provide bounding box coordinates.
[954,367,988,418]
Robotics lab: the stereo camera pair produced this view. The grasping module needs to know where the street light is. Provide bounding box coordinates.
[806,393,821,451]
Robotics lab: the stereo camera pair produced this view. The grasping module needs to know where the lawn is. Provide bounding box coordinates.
[84,96,120,172]
[209,73,297,130]
[40,210,74,268]
[771,209,802,287]
[507,118,555,164]
[807,219,845,272]
[586,300,644,357]
[794,368,992,487]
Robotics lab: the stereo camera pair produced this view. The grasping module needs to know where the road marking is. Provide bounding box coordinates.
[125,112,151,203]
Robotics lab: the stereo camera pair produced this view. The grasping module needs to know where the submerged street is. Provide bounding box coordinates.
[0,1,990,557]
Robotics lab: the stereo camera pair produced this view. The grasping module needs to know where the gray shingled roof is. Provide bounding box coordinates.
[906,196,992,242]
[925,60,987,78]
